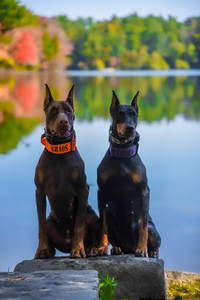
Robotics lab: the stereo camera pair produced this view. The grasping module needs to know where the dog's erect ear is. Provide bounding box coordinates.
[44,84,53,110]
[131,91,139,113]
[66,85,74,110]
[110,90,120,113]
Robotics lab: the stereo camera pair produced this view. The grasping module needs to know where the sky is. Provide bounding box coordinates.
[20,0,200,22]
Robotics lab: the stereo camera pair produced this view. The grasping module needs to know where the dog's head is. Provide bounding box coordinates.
[44,84,75,138]
[110,90,139,141]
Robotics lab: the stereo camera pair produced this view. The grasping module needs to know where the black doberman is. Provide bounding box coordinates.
[97,90,161,257]
[34,84,100,259]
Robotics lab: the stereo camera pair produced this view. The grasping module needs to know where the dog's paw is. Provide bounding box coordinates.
[148,250,159,258]
[34,247,54,259]
[86,246,98,257]
[135,247,147,257]
[70,246,86,258]
[98,245,108,256]
[111,246,122,255]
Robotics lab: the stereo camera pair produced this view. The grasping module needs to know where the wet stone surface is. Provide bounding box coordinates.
[0,270,99,300]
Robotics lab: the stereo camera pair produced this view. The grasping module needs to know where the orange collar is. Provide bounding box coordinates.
[41,134,76,154]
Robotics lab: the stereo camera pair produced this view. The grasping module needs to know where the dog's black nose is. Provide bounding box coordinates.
[126,126,134,135]
[59,119,68,126]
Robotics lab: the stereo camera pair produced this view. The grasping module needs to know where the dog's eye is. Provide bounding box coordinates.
[129,110,135,116]
[118,111,125,118]
[64,107,71,113]
[50,107,58,116]
[62,104,71,114]
[116,111,125,122]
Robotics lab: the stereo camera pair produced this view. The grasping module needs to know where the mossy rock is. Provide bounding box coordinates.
[165,271,200,299]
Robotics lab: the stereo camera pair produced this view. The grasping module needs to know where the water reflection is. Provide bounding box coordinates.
[0,71,199,122]
[0,71,199,153]
[0,71,199,273]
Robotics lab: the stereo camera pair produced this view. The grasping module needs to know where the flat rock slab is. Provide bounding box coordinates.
[0,270,98,300]
[15,255,166,300]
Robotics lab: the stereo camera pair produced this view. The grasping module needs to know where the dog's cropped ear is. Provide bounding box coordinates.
[44,84,53,110]
[66,85,74,110]
[110,90,120,113]
[131,91,139,113]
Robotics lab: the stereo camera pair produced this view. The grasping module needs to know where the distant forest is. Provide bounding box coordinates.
[0,0,200,70]
[57,15,200,70]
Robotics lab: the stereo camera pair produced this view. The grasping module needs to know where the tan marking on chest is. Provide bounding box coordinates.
[132,169,142,183]
[69,168,79,180]
[100,171,111,183]
[37,169,44,183]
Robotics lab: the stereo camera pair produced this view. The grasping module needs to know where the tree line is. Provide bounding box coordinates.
[57,14,200,70]
[0,0,200,70]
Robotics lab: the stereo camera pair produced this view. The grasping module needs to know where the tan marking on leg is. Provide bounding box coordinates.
[98,233,108,255]
[71,223,86,258]
[102,233,108,245]
[136,220,148,256]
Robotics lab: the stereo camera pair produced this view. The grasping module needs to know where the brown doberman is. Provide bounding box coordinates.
[97,90,161,257]
[34,84,100,259]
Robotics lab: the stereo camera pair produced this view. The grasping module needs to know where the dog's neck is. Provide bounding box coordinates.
[109,126,140,158]
[41,127,76,154]
[109,125,139,145]
[45,127,75,145]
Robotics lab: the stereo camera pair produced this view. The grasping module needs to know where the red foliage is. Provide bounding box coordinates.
[14,81,38,113]
[13,31,39,65]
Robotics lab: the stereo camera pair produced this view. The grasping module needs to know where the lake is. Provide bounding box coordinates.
[0,70,199,273]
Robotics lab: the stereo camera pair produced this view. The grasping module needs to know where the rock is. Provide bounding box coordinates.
[0,270,98,300]
[15,255,166,300]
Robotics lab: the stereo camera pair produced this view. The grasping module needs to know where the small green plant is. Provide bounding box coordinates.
[99,273,118,300]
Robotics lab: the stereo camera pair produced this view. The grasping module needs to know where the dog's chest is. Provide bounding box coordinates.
[46,164,79,187]
[99,158,143,187]
[40,161,80,218]
[37,153,83,194]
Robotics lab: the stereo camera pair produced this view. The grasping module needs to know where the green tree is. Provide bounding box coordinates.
[185,17,200,68]
[42,32,59,61]
[57,14,200,69]
[57,16,88,68]
[0,0,38,32]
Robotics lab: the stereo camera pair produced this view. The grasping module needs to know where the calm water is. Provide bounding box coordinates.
[0,70,199,272]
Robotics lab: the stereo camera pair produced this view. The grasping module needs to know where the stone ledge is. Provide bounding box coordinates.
[0,270,98,300]
[14,255,166,300]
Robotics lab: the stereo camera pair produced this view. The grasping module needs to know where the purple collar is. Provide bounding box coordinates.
[109,143,138,158]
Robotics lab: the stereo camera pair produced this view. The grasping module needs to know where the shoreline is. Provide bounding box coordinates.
[0,68,200,78]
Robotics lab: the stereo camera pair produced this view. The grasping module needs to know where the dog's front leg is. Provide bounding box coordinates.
[98,190,108,255]
[135,186,149,257]
[70,186,88,258]
[34,188,52,259]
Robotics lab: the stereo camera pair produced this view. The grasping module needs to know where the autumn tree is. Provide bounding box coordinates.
[13,31,39,65]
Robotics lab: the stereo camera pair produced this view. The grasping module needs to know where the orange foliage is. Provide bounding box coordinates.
[14,81,38,113]
[13,31,39,65]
